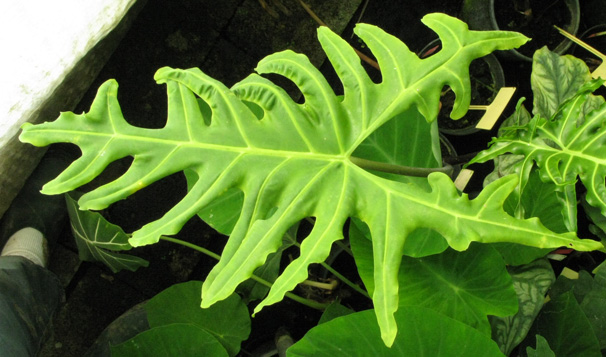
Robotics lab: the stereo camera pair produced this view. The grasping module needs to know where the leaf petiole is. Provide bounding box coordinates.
[158,236,329,310]
[350,156,454,177]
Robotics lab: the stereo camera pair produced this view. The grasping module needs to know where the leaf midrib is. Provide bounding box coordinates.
[355,168,585,246]
[43,127,350,162]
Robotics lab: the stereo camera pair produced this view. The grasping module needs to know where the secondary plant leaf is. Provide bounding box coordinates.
[531,47,595,119]
[287,306,504,356]
[521,291,601,356]
[397,244,517,336]
[65,194,148,273]
[470,48,606,216]
[145,281,250,356]
[317,301,355,325]
[351,232,518,335]
[478,49,606,265]
[491,170,567,266]
[490,258,555,355]
[526,335,555,357]
[548,268,606,349]
[111,324,228,357]
[19,14,602,346]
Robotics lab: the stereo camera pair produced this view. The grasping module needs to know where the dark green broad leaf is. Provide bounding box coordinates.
[318,301,355,325]
[286,306,504,356]
[65,194,148,273]
[548,267,606,350]
[581,289,606,351]
[549,270,595,302]
[526,335,555,357]
[144,281,250,356]
[582,267,606,349]
[110,323,228,357]
[490,258,555,355]
[522,291,601,356]
[351,225,517,335]
[349,219,449,296]
[397,244,517,335]
[582,196,606,247]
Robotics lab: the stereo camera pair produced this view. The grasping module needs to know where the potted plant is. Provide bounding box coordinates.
[461,0,581,61]
[18,13,606,355]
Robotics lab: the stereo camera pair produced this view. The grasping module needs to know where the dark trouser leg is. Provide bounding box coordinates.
[0,256,63,356]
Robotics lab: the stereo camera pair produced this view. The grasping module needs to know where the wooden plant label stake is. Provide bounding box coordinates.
[469,87,517,131]
[454,168,474,192]
[560,267,579,280]
[594,61,606,82]
[555,26,606,84]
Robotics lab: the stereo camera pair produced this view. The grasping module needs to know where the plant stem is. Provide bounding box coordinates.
[298,0,380,70]
[334,240,353,257]
[350,156,453,177]
[320,261,370,298]
[161,236,221,259]
[159,236,328,310]
[555,26,606,60]
[289,239,370,299]
[302,279,339,290]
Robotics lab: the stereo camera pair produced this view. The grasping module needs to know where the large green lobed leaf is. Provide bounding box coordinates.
[19,14,602,346]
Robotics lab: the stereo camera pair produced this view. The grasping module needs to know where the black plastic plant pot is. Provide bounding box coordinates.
[439,133,462,179]
[570,24,606,71]
[85,302,150,357]
[419,39,506,136]
[461,0,580,62]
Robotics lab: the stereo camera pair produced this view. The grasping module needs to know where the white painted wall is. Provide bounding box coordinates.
[0,0,142,217]
[0,0,138,146]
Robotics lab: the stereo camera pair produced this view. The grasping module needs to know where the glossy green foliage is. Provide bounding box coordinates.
[490,259,555,355]
[521,291,602,356]
[19,14,603,346]
[111,325,228,357]
[471,48,606,219]
[112,281,250,356]
[543,268,606,351]
[526,335,555,357]
[287,306,505,356]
